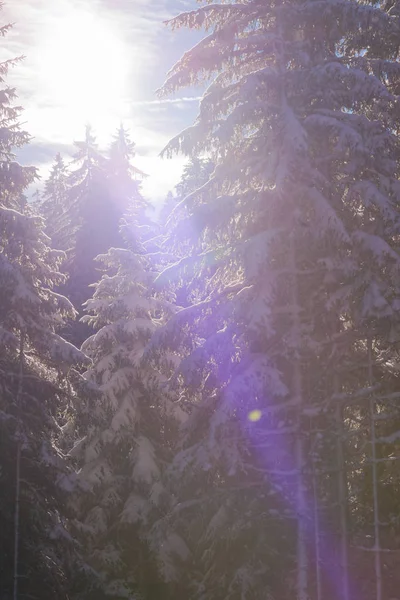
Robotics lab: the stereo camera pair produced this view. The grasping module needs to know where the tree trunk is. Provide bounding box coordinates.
[312,467,322,600]
[14,332,24,600]
[289,233,308,600]
[368,338,382,600]
[334,375,350,600]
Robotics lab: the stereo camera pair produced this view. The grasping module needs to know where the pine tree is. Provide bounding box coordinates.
[108,125,153,244]
[39,152,69,241]
[150,1,400,599]
[159,157,215,308]
[69,213,184,599]
[56,126,111,344]
[0,204,91,600]
[109,125,148,198]
[159,190,176,228]
[0,16,93,598]
[175,157,214,201]
[43,125,152,347]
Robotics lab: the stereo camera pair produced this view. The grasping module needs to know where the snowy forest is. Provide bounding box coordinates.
[2,0,400,599]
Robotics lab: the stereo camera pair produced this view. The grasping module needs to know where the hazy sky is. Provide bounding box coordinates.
[2,0,203,204]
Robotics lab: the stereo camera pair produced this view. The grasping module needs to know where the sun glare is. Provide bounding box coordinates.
[38,10,128,129]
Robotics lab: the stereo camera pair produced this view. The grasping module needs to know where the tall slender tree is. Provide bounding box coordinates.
[41,125,150,347]
[0,14,93,598]
[107,125,153,244]
[69,209,184,599]
[57,126,114,344]
[39,152,69,241]
[148,1,400,599]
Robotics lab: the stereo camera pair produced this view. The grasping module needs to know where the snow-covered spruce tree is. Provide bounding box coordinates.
[162,157,214,233]
[55,126,118,345]
[109,125,148,204]
[108,125,156,244]
[69,213,184,600]
[159,158,214,231]
[0,30,36,210]
[147,1,400,599]
[0,205,94,600]
[0,22,94,597]
[53,125,151,347]
[159,157,216,310]
[175,157,214,201]
[50,126,105,251]
[159,190,176,228]
[38,152,69,241]
[337,345,400,600]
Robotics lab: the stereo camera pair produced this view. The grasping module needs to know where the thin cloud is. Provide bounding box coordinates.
[130,96,201,107]
[2,0,203,201]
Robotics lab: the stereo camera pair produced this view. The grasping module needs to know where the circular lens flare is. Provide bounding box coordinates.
[248,409,262,422]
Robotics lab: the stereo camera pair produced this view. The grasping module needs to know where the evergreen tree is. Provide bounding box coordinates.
[108,125,153,244]
[41,125,151,348]
[159,159,214,234]
[159,190,176,228]
[55,126,114,345]
[159,157,215,308]
[69,215,184,599]
[109,125,148,200]
[150,1,400,599]
[0,204,92,600]
[175,157,214,201]
[39,152,69,241]
[0,17,93,598]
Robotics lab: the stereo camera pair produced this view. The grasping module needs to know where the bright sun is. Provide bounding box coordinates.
[38,9,128,128]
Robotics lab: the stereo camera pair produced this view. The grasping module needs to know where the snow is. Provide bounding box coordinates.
[132,436,160,485]
[156,530,190,581]
[84,505,108,536]
[353,230,400,265]
[205,506,228,540]
[3,0,400,598]
[120,493,149,525]
[110,392,138,431]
